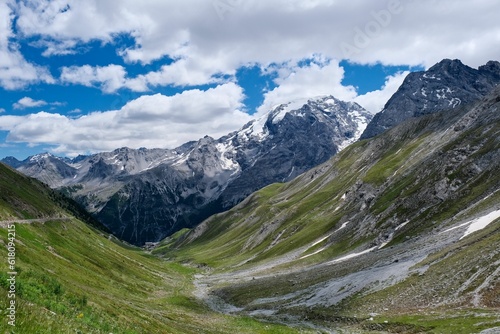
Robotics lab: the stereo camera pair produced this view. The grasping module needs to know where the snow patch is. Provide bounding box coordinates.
[378,237,392,250]
[460,209,500,240]
[325,246,377,265]
[215,143,239,171]
[299,222,350,259]
[172,150,193,166]
[29,153,52,162]
[395,220,409,231]
[337,221,349,231]
[271,98,311,123]
[449,97,461,108]
[440,209,500,240]
[440,221,472,234]
[337,111,369,152]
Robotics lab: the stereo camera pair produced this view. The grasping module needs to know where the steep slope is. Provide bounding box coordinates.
[3,96,371,245]
[161,86,500,333]
[361,59,500,139]
[0,163,105,231]
[0,163,315,333]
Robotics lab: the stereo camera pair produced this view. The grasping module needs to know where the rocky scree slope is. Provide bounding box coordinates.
[3,96,371,245]
[361,59,500,139]
[163,86,500,331]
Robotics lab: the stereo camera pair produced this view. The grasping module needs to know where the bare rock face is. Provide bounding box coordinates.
[361,59,500,139]
[3,96,371,245]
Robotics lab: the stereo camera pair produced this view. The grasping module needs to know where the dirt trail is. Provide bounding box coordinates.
[0,216,70,227]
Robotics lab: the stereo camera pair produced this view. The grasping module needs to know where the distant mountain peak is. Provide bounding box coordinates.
[428,58,464,71]
[3,94,372,245]
[29,152,55,162]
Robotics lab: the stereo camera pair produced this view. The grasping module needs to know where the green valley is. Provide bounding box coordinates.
[0,163,313,333]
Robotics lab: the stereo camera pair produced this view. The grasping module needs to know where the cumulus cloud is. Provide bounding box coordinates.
[0,83,251,156]
[13,97,48,109]
[13,0,500,72]
[7,0,498,96]
[60,64,149,93]
[0,1,54,90]
[257,59,358,114]
[13,97,66,110]
[0,108,5,113]
[7,0,499,92]
[60,57,231,93]
[354,71,409,114]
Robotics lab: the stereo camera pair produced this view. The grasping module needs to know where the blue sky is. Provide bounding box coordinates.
[0,0,499,159]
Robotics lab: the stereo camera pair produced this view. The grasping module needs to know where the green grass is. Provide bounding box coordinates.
[362,136,427,186]
[0,163,314,333]
[0,219,314,333]
[0,164,63,220]
[375,310,500,334]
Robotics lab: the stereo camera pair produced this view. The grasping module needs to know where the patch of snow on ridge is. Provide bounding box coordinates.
[215,142,239,171]
[337,110,369,152]
[460,209,500,240]
[395,220,409,231]
[323,97,337,105]
[440,209,500,240]
[270,96,331,124]
[29,153,53,162]
[250,114,269,140]
[325,246,377,265]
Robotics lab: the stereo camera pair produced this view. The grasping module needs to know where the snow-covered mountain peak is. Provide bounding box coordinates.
[29,152,55,162]
[269,97,316,123]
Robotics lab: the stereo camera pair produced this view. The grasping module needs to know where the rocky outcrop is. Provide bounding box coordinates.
[361,59,500,139]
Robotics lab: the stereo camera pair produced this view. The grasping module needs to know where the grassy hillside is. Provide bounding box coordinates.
[0,163,313,333]
[155,89,500,332]
[0,163,107,231]
[0,163,66,220]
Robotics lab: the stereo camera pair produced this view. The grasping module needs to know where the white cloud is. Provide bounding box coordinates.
[4,0,496,111]
[0,108,5,113]
[354,71,409,114]
[13,0,500,73]
[257,59,357,115]
[0,83,252,156]
[59,57,231,93]
[12,97,66,110]
[256,60,408,115]
[13,97,48,109]
[6,0,498,93]
[60,64,149,93]
[0,1,54,90]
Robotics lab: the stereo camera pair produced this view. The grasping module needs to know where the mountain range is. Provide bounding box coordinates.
[5,59,500,246]
[3,96,372,245]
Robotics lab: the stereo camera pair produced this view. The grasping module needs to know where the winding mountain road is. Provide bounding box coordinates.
[0,217,70,227]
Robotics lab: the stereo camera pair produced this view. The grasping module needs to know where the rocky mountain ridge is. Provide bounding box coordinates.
[361,59,500,139]
[3,96,371,245]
